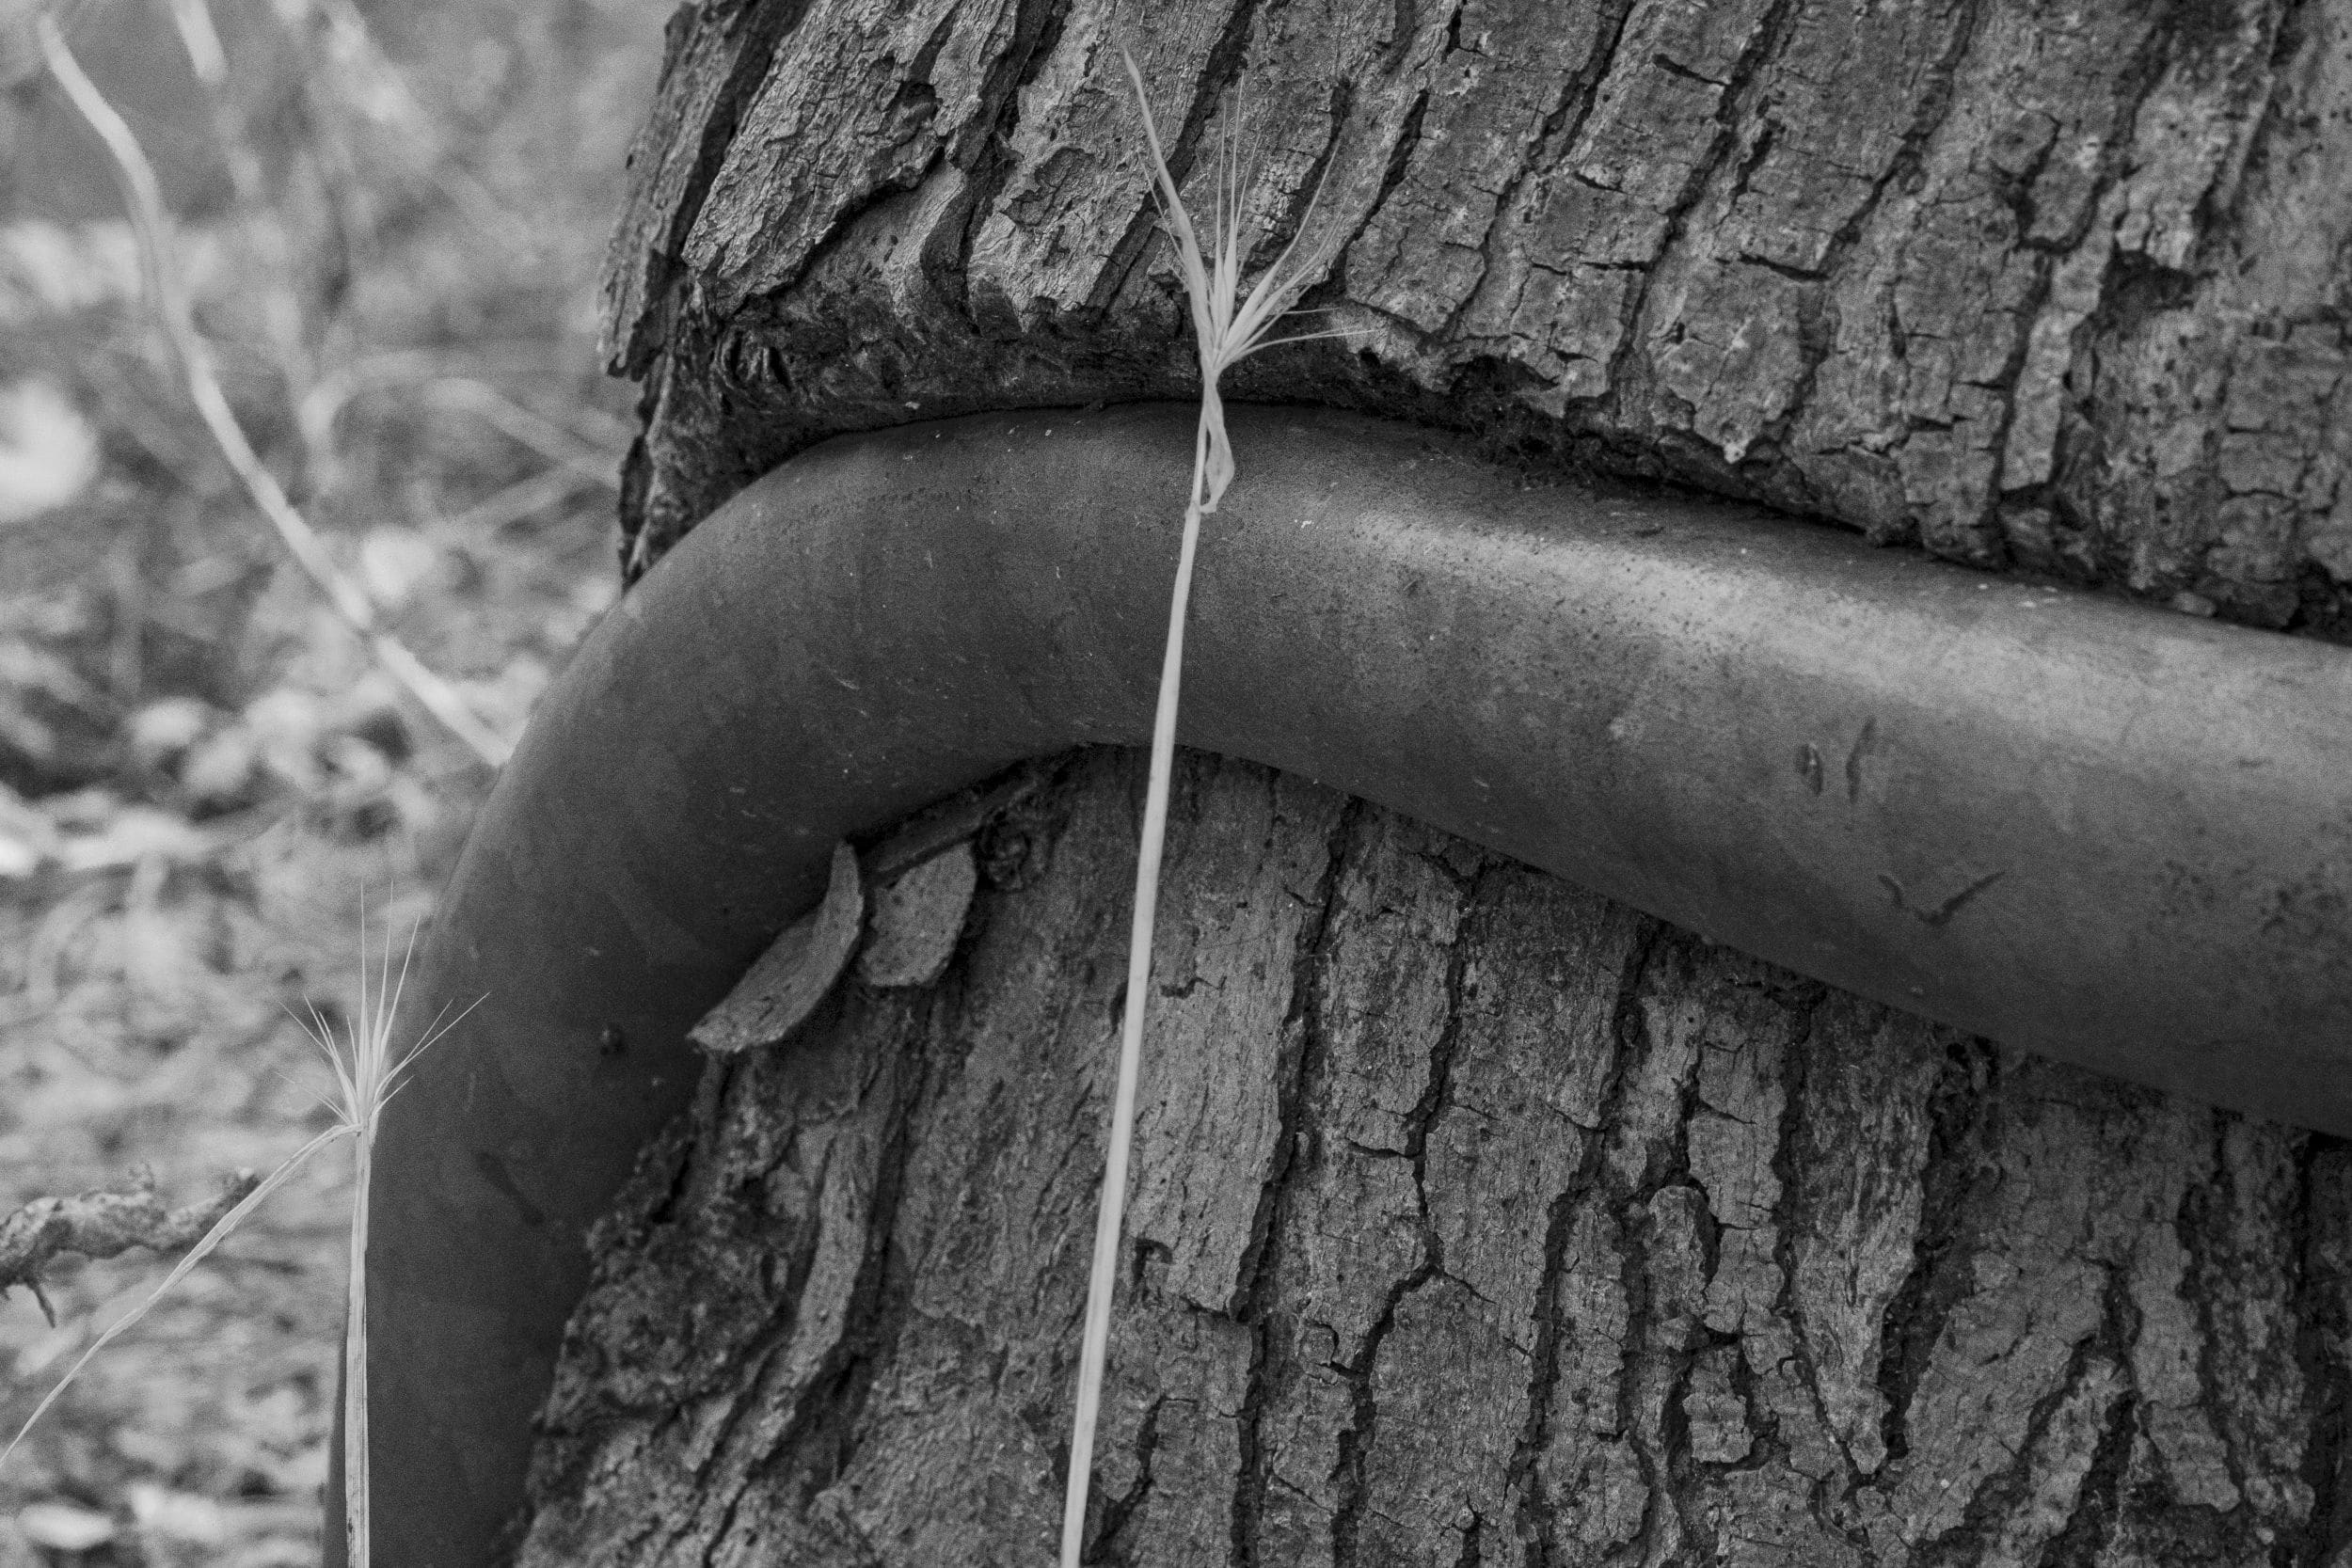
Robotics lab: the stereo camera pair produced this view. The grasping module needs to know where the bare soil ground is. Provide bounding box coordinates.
[0,0,661,1558]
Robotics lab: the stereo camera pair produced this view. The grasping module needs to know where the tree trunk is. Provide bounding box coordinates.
[513,750,2352,1565]
[526,1,2352,1560]
[602,0,2351,636]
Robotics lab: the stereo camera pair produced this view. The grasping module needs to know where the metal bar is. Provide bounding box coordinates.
[343,403,2352,1564]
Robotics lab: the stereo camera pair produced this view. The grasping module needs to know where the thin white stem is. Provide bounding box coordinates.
[343,1131,373,1568]
[36,18,511,769]
[1058,410,1212,1568]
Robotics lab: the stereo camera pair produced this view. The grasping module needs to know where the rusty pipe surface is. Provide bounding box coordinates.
[352,403,2352,1564]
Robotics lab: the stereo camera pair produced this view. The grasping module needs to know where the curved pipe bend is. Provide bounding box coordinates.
[360,403,2352,1564]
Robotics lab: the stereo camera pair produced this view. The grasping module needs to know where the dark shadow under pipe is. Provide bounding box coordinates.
[348,403,2352,1564]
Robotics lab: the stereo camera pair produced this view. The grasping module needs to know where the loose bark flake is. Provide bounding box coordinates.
[691,840,865,1054]
[858,840,980,990]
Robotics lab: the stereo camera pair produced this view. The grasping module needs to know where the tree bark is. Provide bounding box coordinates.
[602,0,2351,637]
[532,1,2352,1560]
[513,751,2352,1567]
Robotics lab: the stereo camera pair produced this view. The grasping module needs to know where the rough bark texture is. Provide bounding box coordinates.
[515,750,2352,1567]
[545,4,2352,1557]
[603,0,2352,637]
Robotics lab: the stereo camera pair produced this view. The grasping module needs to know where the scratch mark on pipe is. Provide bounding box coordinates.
[1796,742,1824,795]
[1845,718,1880,802]
[1878,868,2009,928]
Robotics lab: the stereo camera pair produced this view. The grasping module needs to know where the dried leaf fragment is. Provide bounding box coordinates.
[858,840,978,989]
[691,841,863,1053]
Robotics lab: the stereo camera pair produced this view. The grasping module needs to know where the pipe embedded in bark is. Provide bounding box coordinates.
[340,403,2352,1565]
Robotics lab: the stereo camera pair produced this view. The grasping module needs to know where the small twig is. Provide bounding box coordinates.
[163,0,321,411]
[420,379,619,483]
[36,17,512,768]
[0,1171,262,1323]
[301,0,527,248]
[861,768,1043,882]
[298,359,621,488]
[441,466,599,534]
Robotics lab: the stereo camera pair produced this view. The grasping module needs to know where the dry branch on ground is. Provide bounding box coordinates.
[0,1172,259,1316]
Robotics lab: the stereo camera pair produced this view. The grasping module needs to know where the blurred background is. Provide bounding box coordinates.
[0,0,664,1558]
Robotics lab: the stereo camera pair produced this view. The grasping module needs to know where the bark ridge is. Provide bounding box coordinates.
[515,751,2352,1567]
[603,0,2352,640]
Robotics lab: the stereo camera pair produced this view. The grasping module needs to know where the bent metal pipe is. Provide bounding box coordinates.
[342,403,2352,1564]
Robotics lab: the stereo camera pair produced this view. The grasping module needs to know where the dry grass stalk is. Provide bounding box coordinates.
[0,904,474,1568]
[0,1130,346,1479]
[34,15,513,768]
[1057,52,1348,1568]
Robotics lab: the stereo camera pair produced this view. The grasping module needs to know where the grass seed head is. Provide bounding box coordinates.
[1,899,474,1515]
[290,899,469,1141]
[1120,47,1350,513]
